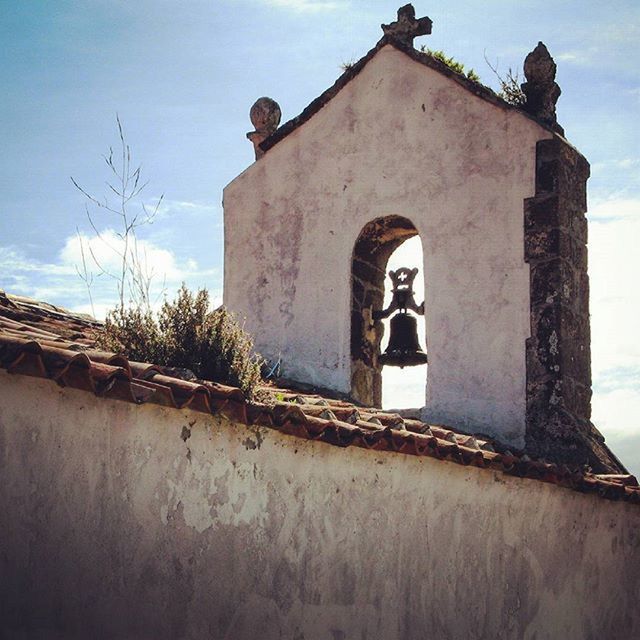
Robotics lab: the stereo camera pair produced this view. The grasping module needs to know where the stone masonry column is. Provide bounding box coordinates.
[524,137,621,471]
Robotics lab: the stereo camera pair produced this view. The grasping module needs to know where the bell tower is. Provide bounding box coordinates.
[223,5,610,468]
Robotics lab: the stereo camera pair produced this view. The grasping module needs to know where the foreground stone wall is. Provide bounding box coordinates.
[1,371,639,640]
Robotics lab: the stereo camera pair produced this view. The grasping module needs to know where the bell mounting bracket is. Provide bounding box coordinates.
[373,267,424,321]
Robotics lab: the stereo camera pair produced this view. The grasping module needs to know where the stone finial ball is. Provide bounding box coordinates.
[249,97,281,133]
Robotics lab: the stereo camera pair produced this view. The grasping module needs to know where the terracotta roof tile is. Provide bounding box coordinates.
[0,290,638,504]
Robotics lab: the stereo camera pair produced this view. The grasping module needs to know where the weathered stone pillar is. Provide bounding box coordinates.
[524,137,621,471]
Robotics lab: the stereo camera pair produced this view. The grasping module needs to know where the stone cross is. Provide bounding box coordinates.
[381,4,432,48]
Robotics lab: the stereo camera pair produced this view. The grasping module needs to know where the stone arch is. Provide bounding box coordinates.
[351,215,420,407]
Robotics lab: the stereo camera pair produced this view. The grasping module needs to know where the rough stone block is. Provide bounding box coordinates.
[530,258,578,308]
[562,376,592,419]
[525,228,587,270]
[559,337,591,383]
[351,278,365,307]
[570,212,588,243]
[524,194,562,233]
[535,139,590,202]
[352,257,384,286]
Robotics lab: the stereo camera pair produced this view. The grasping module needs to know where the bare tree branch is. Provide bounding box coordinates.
[72,116,167,315]
[483,52,526,106]
[75,228,96,318]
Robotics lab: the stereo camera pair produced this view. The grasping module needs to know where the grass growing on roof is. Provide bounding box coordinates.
[419,47,481,83]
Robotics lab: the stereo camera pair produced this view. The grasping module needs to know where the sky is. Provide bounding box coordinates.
[1,1,638,472]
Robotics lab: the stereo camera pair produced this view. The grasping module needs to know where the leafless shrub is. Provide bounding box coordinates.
[71,115,164,315]
[484,54,526,106]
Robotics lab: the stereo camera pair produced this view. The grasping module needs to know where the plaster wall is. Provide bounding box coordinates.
[1,372,639,640]
[224,46,553,446]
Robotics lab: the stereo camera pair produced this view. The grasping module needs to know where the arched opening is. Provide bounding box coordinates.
[380,236,427,410]
[351,215,425,408]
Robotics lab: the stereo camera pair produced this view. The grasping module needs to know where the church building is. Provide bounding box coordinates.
[224,4,613,472]
[0,5,638,639]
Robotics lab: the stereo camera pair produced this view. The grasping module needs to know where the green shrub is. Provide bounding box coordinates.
[98,285,264,399]
[99,306,163,365]
[420,47,481,83]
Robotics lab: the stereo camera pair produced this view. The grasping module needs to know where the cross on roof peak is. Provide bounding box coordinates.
[381,4,432,48]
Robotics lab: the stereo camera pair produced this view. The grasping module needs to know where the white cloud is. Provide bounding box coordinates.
[593,388,640,475]
[588,200,640,380]
[588,197,640,221]
[591,158,640,183]
[0,246,82,304]
[556,51,587,63]
[150,198,220,221]
[60,229,185,283]
[552,20,637,68]
[259,0,341,12]
[0,229,220,320]
[0,246,74,277]
[583,196,640,464]
[617,158,640,170]
[627,87,640,103]
[593,388,640,438]
[600,22,639,46]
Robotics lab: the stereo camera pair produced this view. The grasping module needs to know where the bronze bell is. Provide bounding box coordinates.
[379,313,428,368]
[373,267,428,369]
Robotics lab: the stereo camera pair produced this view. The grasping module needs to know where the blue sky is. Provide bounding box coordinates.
[1,1,638,472]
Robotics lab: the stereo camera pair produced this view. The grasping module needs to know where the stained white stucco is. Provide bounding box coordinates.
[1,372,639,639]
[224,46,554,447]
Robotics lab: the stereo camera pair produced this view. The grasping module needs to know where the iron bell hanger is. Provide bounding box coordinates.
[373,267,428,368]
